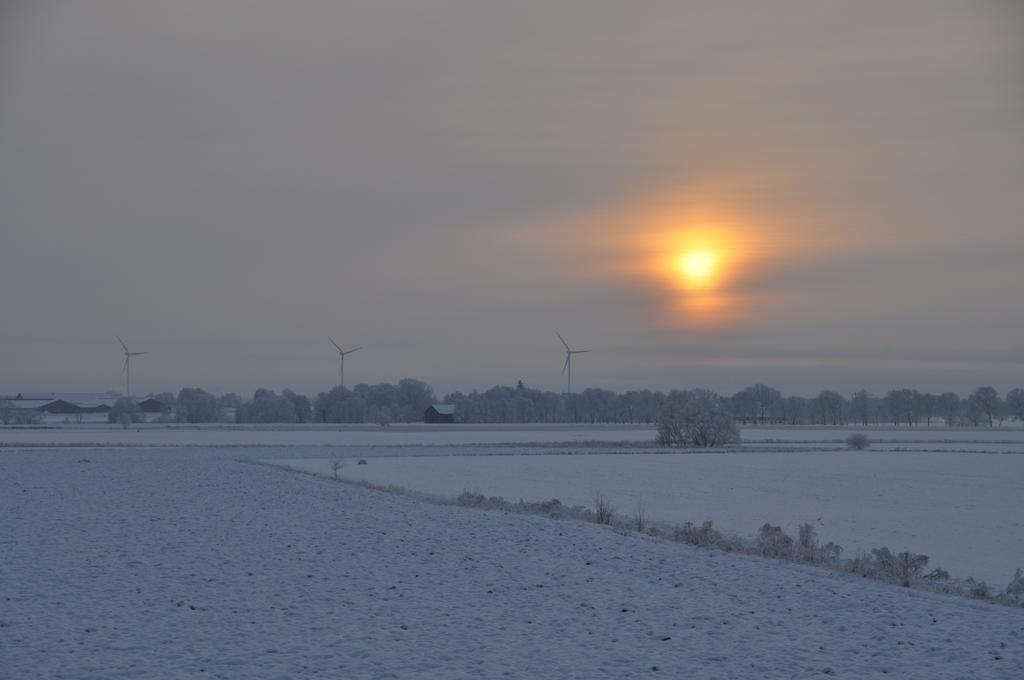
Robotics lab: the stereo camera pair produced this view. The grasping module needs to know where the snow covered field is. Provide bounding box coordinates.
[273,451,1024,585]
[0,423,656,448]
[3,444,1023,679]
[2,422,1021,449]
[3,425,1024,677]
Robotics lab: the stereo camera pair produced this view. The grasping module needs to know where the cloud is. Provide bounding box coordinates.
[1,1,1022,394]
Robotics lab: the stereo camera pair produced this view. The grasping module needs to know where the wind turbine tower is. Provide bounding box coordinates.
[117,336,148,398]
[329,338,362,388]
[556,332,591,395]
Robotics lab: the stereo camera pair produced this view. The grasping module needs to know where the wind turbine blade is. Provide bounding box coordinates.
[133,352,149,356]
[122,357,129,373]
[117,335,128,352]
[555,332,570,351]
[562,356,570,374]
[346,347,362,355]
[573,349,592,354]
[329,337,342,352]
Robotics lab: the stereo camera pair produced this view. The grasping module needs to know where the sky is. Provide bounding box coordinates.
[1,1,1022,398]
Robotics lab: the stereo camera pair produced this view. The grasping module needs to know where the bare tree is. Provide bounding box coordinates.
[816,390,846,425]
[1005,388,1024,425]
[885,389,917,426]
[914,392,937,426]
[594,493,614,525]
[850,389,872,426]
[936,392,961,426]
[968,386,1000,427]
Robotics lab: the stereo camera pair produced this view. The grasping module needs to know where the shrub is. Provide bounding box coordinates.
[534,498,563,514]
[967,578,992,599]
[870,547,897,578]
[793,523,843,564]
[675,520,719,548]
[635,502,647,533]
[594,493,614,525]
[796,522,816,560]
[656,390,740,447]
[896,551,930,587]
[1005,568,1024,603]
[845,433,870,450]
[757,523,794,558]
[866,547,929,586]
[457,490,488,506]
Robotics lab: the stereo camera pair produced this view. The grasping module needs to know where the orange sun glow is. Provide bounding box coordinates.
[522,183,780,328]
[677,249,719,286]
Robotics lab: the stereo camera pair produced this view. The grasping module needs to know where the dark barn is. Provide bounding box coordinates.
[423,404,455,424]
[137,398,168,414]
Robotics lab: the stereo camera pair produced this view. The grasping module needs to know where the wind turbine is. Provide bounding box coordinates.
[556,332,591,395]
[117,336,148,398]
[329,337,362,388]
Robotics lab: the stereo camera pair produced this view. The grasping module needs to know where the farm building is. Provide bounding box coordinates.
[1,392,120,423]
[137,398,170,416]
[423,404,456,424]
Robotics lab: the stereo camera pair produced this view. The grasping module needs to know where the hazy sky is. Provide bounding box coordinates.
[2,1,1022,398]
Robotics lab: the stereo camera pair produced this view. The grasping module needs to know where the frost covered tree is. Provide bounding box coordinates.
[1004,388,1024,426]
[656,389,740,447]
[885,389,917,426]
[239,388,298,423]
[730,384,781,424]
[395,378,435,422]
[315,386,368,423]
[914,392,937,426]
[936,392,961,426]
[850,389,872,426]
[1006,567,1024,603]
[730,387,758,424]
[815,390,846,425]
[967,386,1000,427]
[107,397,142,424]
[283,389,312,423]
[147,391,177,413]
[779,396,810,425]
[176,387,219,423]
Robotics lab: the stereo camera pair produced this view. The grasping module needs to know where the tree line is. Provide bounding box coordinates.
[108,381,1024,427]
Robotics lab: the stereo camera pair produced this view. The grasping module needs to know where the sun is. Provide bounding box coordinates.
[677,249,718,285]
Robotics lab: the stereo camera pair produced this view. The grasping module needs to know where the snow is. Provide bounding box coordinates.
[0,423,657,448]
[3,445,1023,679]
[3,422,1022,454]
[270,450,1024,586]
[743,426,1024,445]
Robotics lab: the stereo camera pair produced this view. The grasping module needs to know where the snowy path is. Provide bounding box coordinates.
[2,447,1022,679]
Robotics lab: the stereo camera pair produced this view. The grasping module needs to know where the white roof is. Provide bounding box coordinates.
[430,404,456,415]
[1,399,47,410]
[17,391,120,400]
[11,392,120,408]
